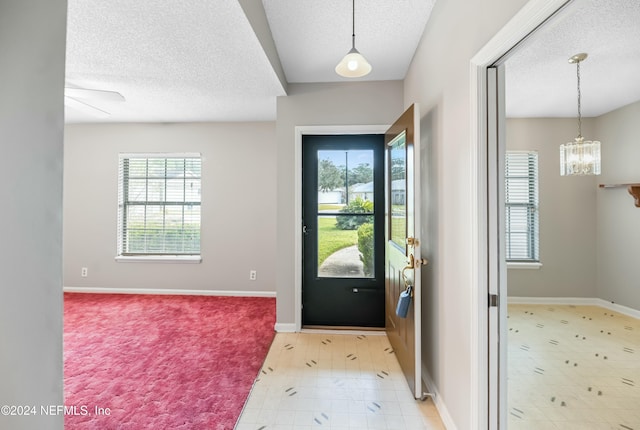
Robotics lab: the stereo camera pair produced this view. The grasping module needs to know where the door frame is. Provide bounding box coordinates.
[470,0,572,428]
[294,125,389,331]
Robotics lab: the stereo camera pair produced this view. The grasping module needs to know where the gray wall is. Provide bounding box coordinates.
[506,118,598,298]
[63,122,277,294]
[0,0,66,429]
[506,104,640,312]
[402,0,530,427]
[275,81,404,325]
[596,101,640,309]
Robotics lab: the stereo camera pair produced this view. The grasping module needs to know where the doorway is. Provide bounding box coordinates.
[471,0,574,427]
[301,134,385,327]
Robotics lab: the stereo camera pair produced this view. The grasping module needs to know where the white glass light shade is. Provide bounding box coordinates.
[335,47,372,78]
[559,137,601,176]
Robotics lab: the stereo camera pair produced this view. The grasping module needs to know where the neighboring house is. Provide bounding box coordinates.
[390,179,405,205]
[349,182,373,202]
[318,189,344,205]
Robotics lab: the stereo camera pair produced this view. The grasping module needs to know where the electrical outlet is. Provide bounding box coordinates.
[249,270,257,281]
[81,267,88,277]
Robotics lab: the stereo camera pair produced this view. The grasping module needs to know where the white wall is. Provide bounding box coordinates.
[0,1,66,429]
[275,81,404,325]
[506,118,598,298]
[63,122,277,295]
[403,0,530,428]
[596,100,640,310]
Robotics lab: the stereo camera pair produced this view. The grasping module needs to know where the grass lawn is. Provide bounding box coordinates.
[317,216,357,266]
[318,203,345,211]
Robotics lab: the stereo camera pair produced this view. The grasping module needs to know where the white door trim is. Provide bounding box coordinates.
[469,0,572,428]
[294,125,389,332]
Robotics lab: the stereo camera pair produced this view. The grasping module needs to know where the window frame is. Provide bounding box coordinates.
[116,153,202,263]
[504,150,539,264]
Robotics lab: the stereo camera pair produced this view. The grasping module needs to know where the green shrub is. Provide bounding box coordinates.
[357,222,374,276]
[335,197,373,230]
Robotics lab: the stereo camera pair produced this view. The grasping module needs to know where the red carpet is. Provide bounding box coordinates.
[64,293,275,430]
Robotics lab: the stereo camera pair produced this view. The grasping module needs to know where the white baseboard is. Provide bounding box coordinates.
[508,296,640,319]
[301,328,386,336]
[594,299,640,320]
[507,296,598,305]
[422,363,456,430]
[274,323,297,332]
[63,286,276,298]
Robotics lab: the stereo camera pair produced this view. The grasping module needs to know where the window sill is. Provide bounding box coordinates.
[507,262,542,270]
[115,255,202,264]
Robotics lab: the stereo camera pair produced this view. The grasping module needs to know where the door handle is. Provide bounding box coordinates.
[401,253,429,290]
[401,254,415,288]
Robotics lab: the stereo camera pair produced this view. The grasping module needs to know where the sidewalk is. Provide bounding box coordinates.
[317,245,364,278]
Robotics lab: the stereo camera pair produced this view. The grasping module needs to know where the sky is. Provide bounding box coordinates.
[317,149,374,169]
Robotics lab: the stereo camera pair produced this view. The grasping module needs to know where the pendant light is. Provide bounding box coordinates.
[560,53,601,176]
[335,0,372,78]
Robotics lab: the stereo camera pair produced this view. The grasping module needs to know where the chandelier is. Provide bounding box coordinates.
[560,53,601,176]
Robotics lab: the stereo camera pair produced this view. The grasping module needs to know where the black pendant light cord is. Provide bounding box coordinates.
[351,0,356,48]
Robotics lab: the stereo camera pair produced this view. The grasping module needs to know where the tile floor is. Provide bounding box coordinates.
[508,304,640,430]
[235,332,446,430]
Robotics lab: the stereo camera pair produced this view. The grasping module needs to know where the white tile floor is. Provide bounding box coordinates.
[236,332,445,430]
[508,304,640,429]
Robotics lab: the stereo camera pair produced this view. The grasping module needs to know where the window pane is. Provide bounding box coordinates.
[389,132,407,249]
[185,179,201,202]
[317,214,373,278]
[125,228,146,253]
[147,179,165,201]
[127,159,147,177]
[126,205,146,226]
[166,158,185,176]
[147,159,166,177]
[505,151,539,261]
[118,155,201,256]
[317,150,374,213]
[317,151,346,210]
[346,150,374,212]
[127,179,147,202]
[166,179,185,202]
[185,158,201,177]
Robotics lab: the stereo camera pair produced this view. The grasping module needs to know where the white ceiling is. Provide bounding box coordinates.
[65,0,435,123]
[65,0,640,124]
[262,0,435,83]
[505,0,640,118]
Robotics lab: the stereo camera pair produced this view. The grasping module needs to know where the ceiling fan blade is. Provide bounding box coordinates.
[64,87,125,102]
[65,96,111,118]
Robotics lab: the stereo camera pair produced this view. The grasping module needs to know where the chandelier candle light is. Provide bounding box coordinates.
[335,0,372,78]
[560,53,601,176]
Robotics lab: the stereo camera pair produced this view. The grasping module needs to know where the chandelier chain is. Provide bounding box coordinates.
[576,60,582,138]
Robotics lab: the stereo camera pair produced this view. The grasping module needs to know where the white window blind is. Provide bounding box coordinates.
[505,151,539,262]
[117,154,201,256]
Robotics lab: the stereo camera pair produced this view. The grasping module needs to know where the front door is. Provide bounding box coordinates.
[385,104,424,399]
[302,134,385,327]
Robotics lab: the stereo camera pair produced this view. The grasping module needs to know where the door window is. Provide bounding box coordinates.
[317,150,375,278]
[388,131,407,250]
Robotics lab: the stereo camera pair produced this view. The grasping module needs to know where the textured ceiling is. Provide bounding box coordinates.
[65,0,435,123]
[65,0,640,123]
[65,0,287,123]
[505,0,640,118]
[262,0,436,83]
